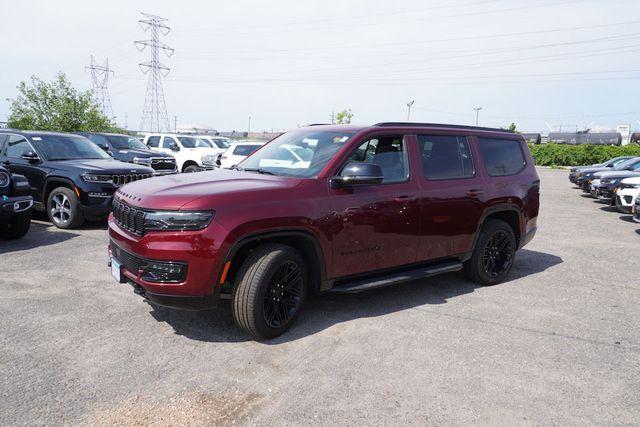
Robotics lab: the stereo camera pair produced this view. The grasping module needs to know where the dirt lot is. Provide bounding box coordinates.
[1,167,638,425]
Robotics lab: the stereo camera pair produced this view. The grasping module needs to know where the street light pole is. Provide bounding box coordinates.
[248,116,251,138]
[474,107,482,126]
[406,100,415,121]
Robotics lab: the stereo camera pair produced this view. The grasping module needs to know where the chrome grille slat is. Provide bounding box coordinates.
[112,173,152,187]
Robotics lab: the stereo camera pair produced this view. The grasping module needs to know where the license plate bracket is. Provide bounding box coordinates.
[111,257,124,283]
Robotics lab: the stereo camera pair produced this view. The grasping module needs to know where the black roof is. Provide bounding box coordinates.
[0,129,82,137]
[373,122,515,133]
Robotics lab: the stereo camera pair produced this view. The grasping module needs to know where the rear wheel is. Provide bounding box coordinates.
[0,211,31,239]
[464,219,517,286]
[47,187,84,229]
[232,244,307,339]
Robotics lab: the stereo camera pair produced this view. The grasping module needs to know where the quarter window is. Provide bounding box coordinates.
[418,135,474,180]
[349,135,409,184]
[477,138,526,176]
[6,135,31,158]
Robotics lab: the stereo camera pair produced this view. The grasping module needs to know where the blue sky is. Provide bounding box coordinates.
[1,0,639,132]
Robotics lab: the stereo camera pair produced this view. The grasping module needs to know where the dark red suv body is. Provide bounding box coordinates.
[108,123,539,339]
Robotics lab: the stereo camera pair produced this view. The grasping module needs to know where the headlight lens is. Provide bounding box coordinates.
[81,173,113,183]
[144,211,214,231]
[133,157,152,165]
[0,171,9,188]
[201,154,218,165]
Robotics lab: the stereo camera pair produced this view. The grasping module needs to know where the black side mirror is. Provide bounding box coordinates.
[21,150,40,163]
[169,142,180,152]
[331,162,384,188]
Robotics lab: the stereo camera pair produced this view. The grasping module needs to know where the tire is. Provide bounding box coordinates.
[464,219,517,286]
[183,164,199,173]
[232,244,308,340]
[0,211,31,239]
[47,187,84,229]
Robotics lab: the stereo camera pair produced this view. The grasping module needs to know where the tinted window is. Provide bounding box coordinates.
[31,135,111,161]
[147,136,161,147]
[178,137,210,148]
[233,145,261,156]
[86,134,110,149]
[477,138,526,176]
[419,135,474,180]
[6,135,31,158]
[349,135,409,184]
[106,135,147,150]
[214,139,230,148]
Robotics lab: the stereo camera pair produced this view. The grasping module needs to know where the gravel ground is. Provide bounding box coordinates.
[1,167,639,425]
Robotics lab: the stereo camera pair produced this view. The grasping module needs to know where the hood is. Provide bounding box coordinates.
[579,166,613,175]
[48,159,155,174]
[594,170,640,179]
[621,176,640,184]
[111,148,173,162]
[115,168,304,210]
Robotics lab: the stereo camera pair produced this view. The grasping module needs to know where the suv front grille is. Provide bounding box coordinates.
[112,174,152,187]
[113,199,146,235]
[150,158,176,171]
[111,240,145,274]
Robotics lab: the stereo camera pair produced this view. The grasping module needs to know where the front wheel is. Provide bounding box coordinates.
[183,165,200,173]
[0,211,31,239]
[47,187,84,229]
[232,244,307,339]
[464,219,517,286]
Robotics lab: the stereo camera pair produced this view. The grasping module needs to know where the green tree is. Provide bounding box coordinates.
[506,122,518,132]
[336,109,354,124]
[7,73,116,132]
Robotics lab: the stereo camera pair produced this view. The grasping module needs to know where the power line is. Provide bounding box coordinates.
[135,12,174,132]
[85,55,114,119]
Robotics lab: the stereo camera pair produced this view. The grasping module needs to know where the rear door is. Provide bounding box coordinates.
[415,134,486,261]
[0,134,46,202]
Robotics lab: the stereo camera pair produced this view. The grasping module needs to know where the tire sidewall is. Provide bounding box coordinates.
[47,187,82,229]
[0,211,31,239]
[183,165,199,173]
[471,220,517,286]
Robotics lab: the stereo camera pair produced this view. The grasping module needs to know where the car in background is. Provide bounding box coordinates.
[0,165,33,239]
[216,142,264,169]
[633,195,640,223]
[614,176,640,213]
[197,135,232,150]
[577,157,640,191]
[569,156,634,184]
[76,132,177,175]
[593,158,640,202]
[588,178,601,198]
[142,133,222,173]
[0,130,154,229]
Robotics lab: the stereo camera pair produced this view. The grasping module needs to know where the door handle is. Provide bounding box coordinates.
[466,189,484,197]
[394,195,417,202]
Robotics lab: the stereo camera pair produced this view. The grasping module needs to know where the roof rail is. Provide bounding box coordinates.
[308,123,332,126]
[373,122,515,133]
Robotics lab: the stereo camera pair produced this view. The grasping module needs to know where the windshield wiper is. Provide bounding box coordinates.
[243,168,276,175]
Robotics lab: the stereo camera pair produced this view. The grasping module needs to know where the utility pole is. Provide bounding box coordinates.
[330,111,335,124]
[124,112,128,130]
[85,55,114,119]
[406,100,415,121]
[135,12,174,132]
[174,115,177,133]
[474,106,483,126]
[248,116,251,137]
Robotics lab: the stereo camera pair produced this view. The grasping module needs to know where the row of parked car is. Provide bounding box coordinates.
[568,156,640,222]
[0,129,265,238]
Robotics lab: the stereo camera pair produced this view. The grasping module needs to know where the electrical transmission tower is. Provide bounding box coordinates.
[85,55,114,119]
[135,12,174,132]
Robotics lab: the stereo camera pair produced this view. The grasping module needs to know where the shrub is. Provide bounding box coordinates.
[528,144,640,167]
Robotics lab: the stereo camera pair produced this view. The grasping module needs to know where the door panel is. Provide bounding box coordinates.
[1,134,46,202]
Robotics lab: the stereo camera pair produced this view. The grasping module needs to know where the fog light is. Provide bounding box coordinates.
[139,261,187,283]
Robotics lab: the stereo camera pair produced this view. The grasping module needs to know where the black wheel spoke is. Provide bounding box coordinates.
[482,230,514,278]
[262,260,304,329]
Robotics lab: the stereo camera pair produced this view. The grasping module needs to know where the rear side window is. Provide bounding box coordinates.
[477,138,526,176]
[147,136,160,147]
[418,135,474,180]
[233,145,260,156]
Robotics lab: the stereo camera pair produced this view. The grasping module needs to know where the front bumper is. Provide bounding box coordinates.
[0,195,33,221]
[596,184,617,201]
[108,215,230,306]
[615,188,639,212]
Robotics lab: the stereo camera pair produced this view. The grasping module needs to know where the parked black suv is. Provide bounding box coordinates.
[76,132,177,175]
[0,130,154,229]
[0,165,33,239]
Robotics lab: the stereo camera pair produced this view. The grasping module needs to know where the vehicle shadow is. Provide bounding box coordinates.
[149,249,563,344]
[0,221,78,254]
[618,215,636,223]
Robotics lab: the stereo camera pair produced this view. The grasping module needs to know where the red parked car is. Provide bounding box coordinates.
[108,123,539,339]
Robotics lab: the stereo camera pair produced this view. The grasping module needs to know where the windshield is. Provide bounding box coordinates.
[233,145,261,156]
[178,137,211,148]
[614,158,640,170]
[106,135,147,150]
[32,135,112,161]
[215,139,230,148]
[240,130,355,177]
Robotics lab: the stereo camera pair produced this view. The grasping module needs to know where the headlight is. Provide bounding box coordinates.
[0,171,9,188]
[144,211,214,231]
[621,183,640,189]
[133,157,152,165]
[81,173,113,183]
[201,154,218,165]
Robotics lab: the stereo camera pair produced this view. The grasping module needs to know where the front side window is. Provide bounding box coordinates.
[240,130,355,177]
[178,137,210,148]
[419,135,474,180]
[107,135,147,150]
[5,135,32,158]
[477,137,526,177]
[85,134,110,150]
[348,135,409,184]
[146,136,161,147]
[31,135,111,161]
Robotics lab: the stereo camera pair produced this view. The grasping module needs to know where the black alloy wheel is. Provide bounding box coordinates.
[482,230,514,279]
[263,260,304,328]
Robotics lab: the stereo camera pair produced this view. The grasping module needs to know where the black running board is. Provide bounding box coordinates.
[330,260,463,294]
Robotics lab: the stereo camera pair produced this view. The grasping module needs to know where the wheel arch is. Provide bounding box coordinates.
[222,229,327,295]
[43,177,77,205]
[468,204,524,260]
[181,160,199,172]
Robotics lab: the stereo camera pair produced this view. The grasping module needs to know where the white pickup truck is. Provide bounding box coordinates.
[142,133,225,173]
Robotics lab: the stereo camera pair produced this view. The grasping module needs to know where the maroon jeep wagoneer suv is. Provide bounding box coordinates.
[108,123,539,339]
